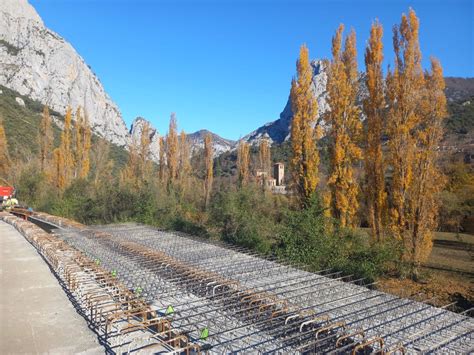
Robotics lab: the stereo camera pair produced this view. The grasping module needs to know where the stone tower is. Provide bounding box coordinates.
[273,163,284,186]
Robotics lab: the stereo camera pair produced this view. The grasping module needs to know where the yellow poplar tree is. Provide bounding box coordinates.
[121,123,151,187]
[259,139,271,175]
[166,113,179,187]
[57,107,74,189]
[386,9,425,240]
[237,141,250,186]
[363,21,387,241]
[81,114,92,179]
[92,139,114,188]
[0,117,10,178]
[158,136,166,183]
[405,58,447,272]
[74,107,84,178]
[326,26,362,228]
[204,133,213,209]
[290,44,320,207]
[120,138,139,187]
[179,130,191,193]
[39,106,53,174]
[138,121,152,182]
[73,108,92,179]
[52,148,65,190]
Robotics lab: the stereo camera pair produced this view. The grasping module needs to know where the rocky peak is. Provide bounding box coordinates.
[0,0,130,146]
[243,59,331,144]
[242,59,372,145]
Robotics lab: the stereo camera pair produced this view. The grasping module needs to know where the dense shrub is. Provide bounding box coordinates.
[210,186,282,253]
[277,194,402,281]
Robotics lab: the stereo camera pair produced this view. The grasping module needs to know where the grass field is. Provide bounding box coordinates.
[360,229,474,313]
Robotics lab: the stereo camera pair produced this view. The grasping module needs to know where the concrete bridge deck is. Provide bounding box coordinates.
[0,221,102,354]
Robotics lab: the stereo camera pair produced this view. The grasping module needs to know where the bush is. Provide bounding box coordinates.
[50,179,97,223]
[276,194,402,281]
[210,186,282,253]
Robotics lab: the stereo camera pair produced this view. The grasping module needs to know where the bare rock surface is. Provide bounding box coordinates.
[0,0,130,146]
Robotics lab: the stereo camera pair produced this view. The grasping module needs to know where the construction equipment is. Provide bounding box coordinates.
[0,178,16,210]
[0,177,15,203]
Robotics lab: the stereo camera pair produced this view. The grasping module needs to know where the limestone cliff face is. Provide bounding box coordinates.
[243,60,330,144]
[129,117,161,162]
[0,0,130,146]
[243,59,368,145]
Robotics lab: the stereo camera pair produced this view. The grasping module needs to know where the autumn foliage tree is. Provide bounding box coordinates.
[167,113,179,188]
[386,9,424,241]
[120,138,139,187]
[73,108,92,179]
[178,130,192,193]
[363,21,387,241]
[52,147,65,190]
[39,106,53,174]
[404,57,447,272]
[259,139,271,175]
[204,132,213,209]
[386,9,448,275]
[138,121,152,181]
[326,26,362,228]
[91,138,114,188]
[0,117,10,178]
[158,136,166,183]
[53,107,74,190]
[237,141,250,186]
[121,122,151,187]
[290,44,320,207]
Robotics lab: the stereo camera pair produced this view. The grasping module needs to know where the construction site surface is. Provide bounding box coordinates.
[0,210,472,354]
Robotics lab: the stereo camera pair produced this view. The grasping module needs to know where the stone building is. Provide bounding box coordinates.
[256,163,286,193]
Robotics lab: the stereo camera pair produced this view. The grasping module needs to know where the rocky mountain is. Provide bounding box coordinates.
[243,60,331,144]
[244,62,472,146]
[444,77,474,102]
[187,129,236,156]
[0,0,129,146]
[0,0,235,159]
[130,117,236,161]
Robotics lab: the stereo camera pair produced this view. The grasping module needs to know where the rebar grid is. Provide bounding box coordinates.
[1,213,201,355]
[23,213,474,354]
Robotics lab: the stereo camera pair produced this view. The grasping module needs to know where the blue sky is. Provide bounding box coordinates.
[31,0,473,140]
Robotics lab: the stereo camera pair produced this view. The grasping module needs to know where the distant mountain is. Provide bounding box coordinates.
[187,129,236,156]
[0,0,130,146]
[444,77,474,102]
[130,117,236,162]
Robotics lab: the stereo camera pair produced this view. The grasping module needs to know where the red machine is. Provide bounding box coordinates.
[0,178,14,202]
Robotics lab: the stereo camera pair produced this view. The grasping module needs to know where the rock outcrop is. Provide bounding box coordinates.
[243,59,370,145]
[243,60,330,144]
[0,0,130,146]
[129,117,161,162]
